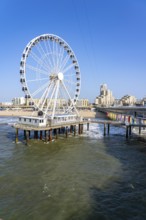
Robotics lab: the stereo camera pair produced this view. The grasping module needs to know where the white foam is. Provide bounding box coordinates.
[83,122,126,139]
[83,123,103,139]
[0,117,18,125]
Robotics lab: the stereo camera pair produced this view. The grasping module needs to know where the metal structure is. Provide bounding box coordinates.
[20,34,81,119]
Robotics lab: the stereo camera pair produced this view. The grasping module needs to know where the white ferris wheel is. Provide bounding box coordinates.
[20,34,81,119]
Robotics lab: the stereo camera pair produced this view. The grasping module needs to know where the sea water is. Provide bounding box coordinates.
[0,117,146,220]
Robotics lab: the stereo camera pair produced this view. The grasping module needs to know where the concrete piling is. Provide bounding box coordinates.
[104,123,106,136]
[107,124,110,135]
[15,128,19,143]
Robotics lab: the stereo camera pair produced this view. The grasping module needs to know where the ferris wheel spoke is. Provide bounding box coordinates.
[62,63,74,74]
[26,64,49,76]
[64,73,76,77]
[37,86,49,110]
[44,82,58,117]
[40,82,54,111]
[37,81,53,110]
[52,80,60,119]
[46,40,56,69]
[54,41,58,73]
[65,83,75,99]
[57,47,65,72]
[53,41,60,73]
[64,79,77,86]
[53,41,56,64]
[61,80,79,115]
[43,40,54,70]
[55,43,61,73]
[31,81,49,98]
[35,43,51,70]
[27,77,49,82]
[58,54,70,72]
[29,51,49,72]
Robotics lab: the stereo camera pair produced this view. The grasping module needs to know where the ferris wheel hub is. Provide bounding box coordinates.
[57,72,64,81]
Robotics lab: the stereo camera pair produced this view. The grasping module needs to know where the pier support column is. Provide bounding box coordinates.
[139,126,141,135]
[24,130,26,140]
[79,124,82,135]
[55,129,58,139]
[126,126,129,138]
[104,123,106,136]
[78,124,80,134]
[81,124,83,134]
[129,125,132,136]
[107,124,110,135]
[45,130,48,142]
[26,130,29,145]
[15,128,19,143]
[87,123,89,131]
[49,129,52,141]
[70,125,73,133]
[66,127,68,138]
[74,125,76,136]
[40,131,43,140]
[34,131,38,139]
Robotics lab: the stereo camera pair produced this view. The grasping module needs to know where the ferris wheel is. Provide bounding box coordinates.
[20,34,81,119]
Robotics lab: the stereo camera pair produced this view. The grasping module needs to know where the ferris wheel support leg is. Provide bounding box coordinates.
[61,81,80,116]
[51,80,60,119]
[44,82,57,118]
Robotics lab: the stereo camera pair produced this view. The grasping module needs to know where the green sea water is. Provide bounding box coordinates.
[0,117,146,220]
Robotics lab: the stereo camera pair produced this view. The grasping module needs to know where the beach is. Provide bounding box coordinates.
[0,109,97,118]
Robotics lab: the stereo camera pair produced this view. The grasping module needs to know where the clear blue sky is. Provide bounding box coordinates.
[0,0,146,102]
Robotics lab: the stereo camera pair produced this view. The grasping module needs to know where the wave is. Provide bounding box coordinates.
[0,117,18,125]
[83,122,126,139]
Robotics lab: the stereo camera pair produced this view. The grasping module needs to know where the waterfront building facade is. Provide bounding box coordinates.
[95,84,115,107]
[12,97,25,106]
[120,95,136,106]
[76,99,89,108]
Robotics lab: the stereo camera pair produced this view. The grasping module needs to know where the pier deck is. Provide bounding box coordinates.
[12,117,146,144]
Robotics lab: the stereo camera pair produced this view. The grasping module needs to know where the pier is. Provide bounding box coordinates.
[13,118,87,144]
[13,116,146,144]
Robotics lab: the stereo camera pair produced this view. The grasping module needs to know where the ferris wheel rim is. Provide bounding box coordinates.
[20,33,81,118]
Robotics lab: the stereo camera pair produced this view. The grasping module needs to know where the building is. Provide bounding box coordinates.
[120,95,136,106]
[95,84,115,107]
[141,97,146,106]
[12,97,25,106]
[76,99,89,108]
[0,102,12,106]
